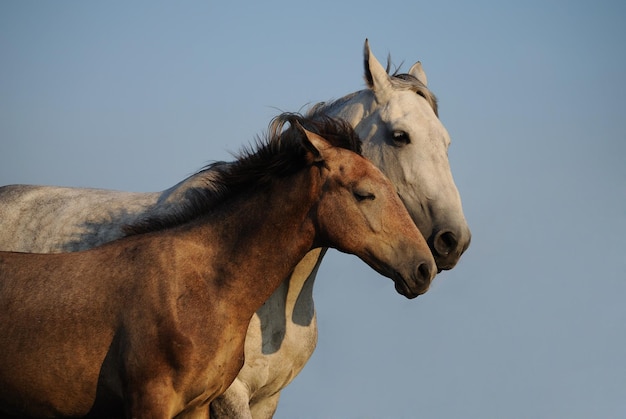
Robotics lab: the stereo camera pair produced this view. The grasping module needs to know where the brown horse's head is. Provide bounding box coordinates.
[295,120,437,299]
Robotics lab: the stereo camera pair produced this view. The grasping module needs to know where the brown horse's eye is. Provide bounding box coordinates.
[354,191,376,202]
[392,130,410,145]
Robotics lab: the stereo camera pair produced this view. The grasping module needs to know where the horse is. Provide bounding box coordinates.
[0,113,437,418]
[0,40,471,417]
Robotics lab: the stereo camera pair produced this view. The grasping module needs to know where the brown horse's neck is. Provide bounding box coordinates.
[184,170,321,320]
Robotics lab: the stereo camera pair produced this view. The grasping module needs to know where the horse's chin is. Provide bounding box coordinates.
[392,274,427,299]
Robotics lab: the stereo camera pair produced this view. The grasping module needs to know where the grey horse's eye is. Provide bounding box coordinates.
[392,130,410,145]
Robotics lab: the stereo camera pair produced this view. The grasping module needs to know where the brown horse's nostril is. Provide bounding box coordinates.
[433,230,458,257]
[418,261,434,282]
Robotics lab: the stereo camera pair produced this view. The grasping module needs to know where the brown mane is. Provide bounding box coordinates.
[125,113,362,236]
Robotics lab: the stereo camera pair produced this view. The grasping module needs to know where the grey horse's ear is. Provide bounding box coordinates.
[408,61,428,87]
[363,39,393,102]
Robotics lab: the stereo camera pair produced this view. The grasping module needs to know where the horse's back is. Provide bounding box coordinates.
[0,184,160,253]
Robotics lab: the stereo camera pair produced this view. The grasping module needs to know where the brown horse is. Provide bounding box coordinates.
[0,113,436,418]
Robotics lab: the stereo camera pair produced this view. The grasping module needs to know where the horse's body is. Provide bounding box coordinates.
[0,115,436,418]
[0,40,470,417]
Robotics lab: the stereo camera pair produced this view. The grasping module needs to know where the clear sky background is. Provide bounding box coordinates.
[1,1,625,418]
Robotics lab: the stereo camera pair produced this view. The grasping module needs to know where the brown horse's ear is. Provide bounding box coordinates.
[298,125,327,165]
[363,39,393,102]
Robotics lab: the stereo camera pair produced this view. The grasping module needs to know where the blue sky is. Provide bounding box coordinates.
[1,1,625,418]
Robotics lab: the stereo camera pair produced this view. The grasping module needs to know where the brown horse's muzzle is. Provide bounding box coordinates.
[391,255,437,299]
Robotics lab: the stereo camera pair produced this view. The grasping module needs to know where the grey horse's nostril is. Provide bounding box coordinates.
[434,230,458,256]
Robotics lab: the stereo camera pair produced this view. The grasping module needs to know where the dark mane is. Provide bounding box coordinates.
[124,113,361,236]
[308,62,439,118]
